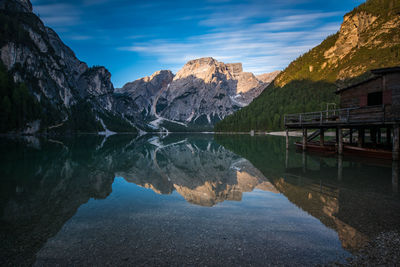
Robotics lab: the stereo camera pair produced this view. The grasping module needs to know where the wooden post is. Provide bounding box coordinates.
[358,128,365,148]
[393,124,399,161]
[285,148,289,169]
[338,127,343,155]
[286,129,289,150]
[336,128,339,144]
[338,155,343,181]
[387,127,392,146]
[393,160,399,193]
[350,128,353,145]
[302,152,306,173]
[320,128,325,147]
[320,112,323,126]
[302,128,307,151]
[377,128,382,144]
[371,128,377,146]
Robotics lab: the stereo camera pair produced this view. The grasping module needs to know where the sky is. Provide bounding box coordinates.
[30,0,365,88]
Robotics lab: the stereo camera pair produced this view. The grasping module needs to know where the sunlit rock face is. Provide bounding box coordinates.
[256,71,281,84]
[157,57,278,127]
[322,8,400,80]
[324,12,378,66]
[118,57,280,131]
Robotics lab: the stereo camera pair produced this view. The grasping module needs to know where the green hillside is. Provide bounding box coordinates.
[215,0,400,132]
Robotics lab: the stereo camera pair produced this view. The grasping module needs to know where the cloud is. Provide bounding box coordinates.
[34,3,81,26]
[206,0,232,3]
[251,12,343,31]
[83,0,112,6]
[67,35,93,41]
[30,0,356,86]
[120,10,343,74]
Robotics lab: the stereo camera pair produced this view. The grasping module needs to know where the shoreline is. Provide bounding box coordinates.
[266,131,338,137]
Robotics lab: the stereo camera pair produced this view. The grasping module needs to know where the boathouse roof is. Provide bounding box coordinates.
[370,66,400,75]
[335,66,400,94]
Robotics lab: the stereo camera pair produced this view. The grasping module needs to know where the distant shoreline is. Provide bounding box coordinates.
[266,131,337,137]
[266,131,302,137]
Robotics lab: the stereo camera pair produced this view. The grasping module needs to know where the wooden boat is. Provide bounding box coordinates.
[343,145,393,160]
[294,141,336,154]
[295,141,393,160]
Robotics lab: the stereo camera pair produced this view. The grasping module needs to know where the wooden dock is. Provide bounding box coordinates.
[284,66,400,160]
[284,106,399,160]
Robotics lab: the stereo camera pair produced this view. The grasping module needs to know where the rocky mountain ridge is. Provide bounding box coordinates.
[118,57,279,131]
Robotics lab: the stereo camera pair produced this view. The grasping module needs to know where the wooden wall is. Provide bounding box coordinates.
[340,78,382,109]
[339,72,400,121]
[386,72,400,118]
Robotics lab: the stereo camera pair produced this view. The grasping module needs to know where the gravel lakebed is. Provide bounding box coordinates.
[330,231,400,266]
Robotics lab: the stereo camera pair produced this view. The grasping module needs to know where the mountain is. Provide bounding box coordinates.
[0,0,136,134]
[215,0,400,132]
[0,0,279,134]
[118,57,279,131]
[114,70,174,130]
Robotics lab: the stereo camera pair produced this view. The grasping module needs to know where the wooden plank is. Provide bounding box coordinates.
[394,124,399,160]
[286,129,289,150]
[338,127,343,155]
[320,129,325,147]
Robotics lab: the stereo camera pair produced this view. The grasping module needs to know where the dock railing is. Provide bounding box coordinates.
[284,105,387,127]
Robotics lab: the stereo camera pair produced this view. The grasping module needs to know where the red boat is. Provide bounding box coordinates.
[294,141,336,154]
[295,141,393,160]
[343,145,393,160]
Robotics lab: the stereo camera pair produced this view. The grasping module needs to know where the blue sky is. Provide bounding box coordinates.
[31,0,365,88]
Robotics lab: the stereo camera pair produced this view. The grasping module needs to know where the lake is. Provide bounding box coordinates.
[0,134,399,266]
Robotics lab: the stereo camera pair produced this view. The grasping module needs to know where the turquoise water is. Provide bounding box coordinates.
[0,134,399,266]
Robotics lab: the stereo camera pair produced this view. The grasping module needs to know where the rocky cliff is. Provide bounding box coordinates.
[115,70,174,129]
[118,57,279,131]
[157,58,271,125]
[0,0,136,133]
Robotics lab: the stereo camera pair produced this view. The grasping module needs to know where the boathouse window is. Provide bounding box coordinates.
[367,91,383,106]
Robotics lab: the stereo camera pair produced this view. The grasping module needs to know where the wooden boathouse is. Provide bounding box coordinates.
[284,66,400,160]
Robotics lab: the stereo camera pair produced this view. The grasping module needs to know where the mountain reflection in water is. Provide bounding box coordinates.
[0,134,399,266]
[117,135,278,206]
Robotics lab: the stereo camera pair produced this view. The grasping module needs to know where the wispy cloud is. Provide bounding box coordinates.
[120,10,342,74]
[67,35,93,41]
[34,3,82,26]
[30,0,362,87]
[83,0,112,6]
